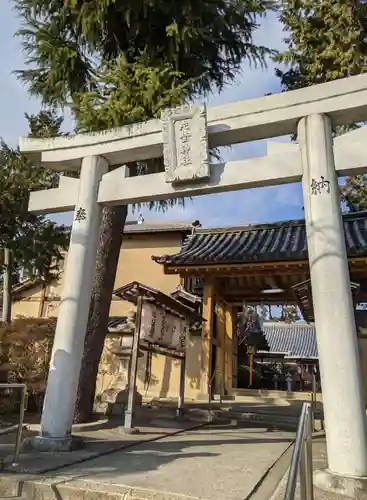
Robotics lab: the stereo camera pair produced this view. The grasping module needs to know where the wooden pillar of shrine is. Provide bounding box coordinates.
[224,304,235,394]
[200,279,215,397]
[215,299,226,396]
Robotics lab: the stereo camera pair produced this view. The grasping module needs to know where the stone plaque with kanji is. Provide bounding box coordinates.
[161,104,209,183]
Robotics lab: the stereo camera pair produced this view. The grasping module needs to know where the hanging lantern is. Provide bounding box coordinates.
[238,303,269,388]
[238,303,269,351]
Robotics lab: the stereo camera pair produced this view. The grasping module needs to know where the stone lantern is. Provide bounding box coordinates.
[100,310,142,415]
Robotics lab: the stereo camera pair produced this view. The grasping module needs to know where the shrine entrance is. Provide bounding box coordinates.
[20,74,367,488]
[153,211,367,399]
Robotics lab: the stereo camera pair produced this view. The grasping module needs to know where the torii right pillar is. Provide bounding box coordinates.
[299,113,367,497]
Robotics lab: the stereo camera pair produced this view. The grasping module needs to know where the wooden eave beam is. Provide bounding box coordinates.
[220,294,299,302]
[164,261,309,276]
[164,256,367,276]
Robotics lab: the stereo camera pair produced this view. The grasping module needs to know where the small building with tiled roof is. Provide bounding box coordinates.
[261,322,318,360]
[153,211,367,309]
[152,211,367,397]
[153,210,367,267]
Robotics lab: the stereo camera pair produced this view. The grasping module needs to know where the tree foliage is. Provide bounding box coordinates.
[68,56,199,422]
[0,317,56,410]
[274,0,367,212]
[14,0,275,106]
[275,1,367,90]
[26,109,66,139]
[74,57,192,133]
[74,56,196,213]
[0,110,69,285]
[341,175,367,212]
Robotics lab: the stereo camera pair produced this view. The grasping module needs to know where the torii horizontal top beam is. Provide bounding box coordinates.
[28,128,367,213]
[19,74,367,170]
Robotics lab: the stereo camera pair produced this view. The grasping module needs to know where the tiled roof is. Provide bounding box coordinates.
[107,317,318,359]
[261,322,318,359]
[62,221,194,234]
[153,211,367,266]
[0,277,44,300]
[124,221,194,234]
[170,286,202,305]
[108,316,127,330]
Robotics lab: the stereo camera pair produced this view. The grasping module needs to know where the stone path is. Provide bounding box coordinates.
[37,423,295,500]
[1,404,336,500]
[0,412,202,474]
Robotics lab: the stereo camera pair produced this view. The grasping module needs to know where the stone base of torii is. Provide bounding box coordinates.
[19,75,367,497]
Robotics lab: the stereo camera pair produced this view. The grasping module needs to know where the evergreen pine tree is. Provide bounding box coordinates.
[0,110,70,321]
[274,0,367,211]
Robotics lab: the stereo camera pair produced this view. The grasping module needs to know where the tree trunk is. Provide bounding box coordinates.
[2,248,12,323]
[38,283,46,317]
[74,205,128,423]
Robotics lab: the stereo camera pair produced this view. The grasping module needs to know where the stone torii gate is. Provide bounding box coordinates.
[20,75,367,496]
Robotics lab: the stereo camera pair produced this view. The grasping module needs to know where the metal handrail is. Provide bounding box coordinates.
[284,403,314,500]
[0,383,27,466]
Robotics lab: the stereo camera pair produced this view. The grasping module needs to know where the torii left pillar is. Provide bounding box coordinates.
[32,155,108,451]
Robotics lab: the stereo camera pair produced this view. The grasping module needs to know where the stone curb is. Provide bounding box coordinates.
[0,476,212,500]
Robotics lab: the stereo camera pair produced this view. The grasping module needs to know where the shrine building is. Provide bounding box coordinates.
[151,209,367,401]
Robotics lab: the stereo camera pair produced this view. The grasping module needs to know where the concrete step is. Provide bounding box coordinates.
[142,401,323,431]
[213,411,299,430]
[215,408,323,420]
[0,475,23,498]
[0,476,206,500]
[191,408,323,431]
[182,408,299,430]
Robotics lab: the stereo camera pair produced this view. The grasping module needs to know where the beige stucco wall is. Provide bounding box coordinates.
[12,299,41,318]
[95,333,202,401]
[11,231,183,317]
[110,232,184,316]
[110,234,195,400]
[12,284,45,318]
[12,231,183,320]
[10,229,201,401]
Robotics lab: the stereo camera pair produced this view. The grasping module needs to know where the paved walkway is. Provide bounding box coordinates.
[0,410,202,474]
[14,423,295,500]
[0,404,335,500]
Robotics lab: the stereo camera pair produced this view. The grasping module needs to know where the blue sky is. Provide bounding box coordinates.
[0,2,304,228]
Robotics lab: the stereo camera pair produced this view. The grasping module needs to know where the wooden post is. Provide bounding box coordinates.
[248,346,257,388]
[124,294,143,433]
[2,248,12,323]
[38,283,47,318]
[215,299,226,398]
[177,356,186,418]
[249,353,254,388]
[224,304,234,395]
[200,280,214,397]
